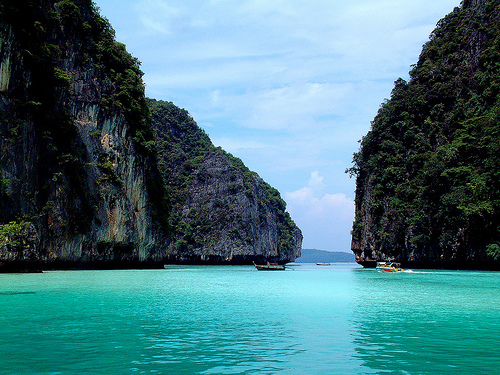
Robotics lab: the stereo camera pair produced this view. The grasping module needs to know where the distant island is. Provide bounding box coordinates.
[295,249,355,263]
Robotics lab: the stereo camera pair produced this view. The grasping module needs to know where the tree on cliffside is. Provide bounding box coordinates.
[0,1,301,271]
[349,0,500,269]
[148,99,302,264]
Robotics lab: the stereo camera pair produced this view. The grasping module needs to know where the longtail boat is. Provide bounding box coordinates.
[253,262,286,271]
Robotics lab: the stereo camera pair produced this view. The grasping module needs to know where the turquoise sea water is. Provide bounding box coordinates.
[1,263,499,374]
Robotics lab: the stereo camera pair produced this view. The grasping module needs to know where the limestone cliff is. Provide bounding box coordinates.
[0,1,302,271]
[149,99,302,264]
[350,0,500,270]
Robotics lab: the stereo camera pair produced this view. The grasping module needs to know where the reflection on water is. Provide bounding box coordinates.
[0,267,306,374]
[0,291,36,295]
[0,265,498,374]
[131,294,301,374]
[350,269,500,374]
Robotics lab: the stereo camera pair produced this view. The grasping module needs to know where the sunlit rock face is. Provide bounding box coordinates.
[0,1,301,271]
[149,99,302,265]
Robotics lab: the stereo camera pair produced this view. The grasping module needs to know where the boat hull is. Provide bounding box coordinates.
[254,262,286,271]
[377,262,404,272]
[378,267,399,272]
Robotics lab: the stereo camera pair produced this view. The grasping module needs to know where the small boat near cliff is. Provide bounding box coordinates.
[253,262,286,271]
[377,262,404,272]
[316,263,331,266]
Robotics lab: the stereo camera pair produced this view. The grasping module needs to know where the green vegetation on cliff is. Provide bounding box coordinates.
[349,0,500,268]
[148,99,300,262]
[0,1,301,269]
[1,0,154,150]
[1,0,169,235]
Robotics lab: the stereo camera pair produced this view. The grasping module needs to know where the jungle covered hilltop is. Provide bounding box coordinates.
[0,0,302,272]
[349,0,500,270]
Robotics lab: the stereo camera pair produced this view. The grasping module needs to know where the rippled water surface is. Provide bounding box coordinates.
[1,264,499,374]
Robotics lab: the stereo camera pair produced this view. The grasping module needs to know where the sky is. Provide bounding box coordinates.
[95,0,460,252]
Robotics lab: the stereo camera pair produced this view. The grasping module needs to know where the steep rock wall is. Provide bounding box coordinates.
[350,0,500,270]
[164,151,300,264]
[0,0,166,271]
[0,1,301,271]
[149,99,302,264]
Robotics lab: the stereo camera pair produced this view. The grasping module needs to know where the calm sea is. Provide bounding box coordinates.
[1,264,499,374]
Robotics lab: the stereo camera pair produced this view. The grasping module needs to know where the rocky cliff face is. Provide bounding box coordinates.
[0,0,165,271]
[350,0,500,270]
[149,99,302,264]
[0,1,301,271]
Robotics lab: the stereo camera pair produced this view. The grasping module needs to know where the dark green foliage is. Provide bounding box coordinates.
[0,221,28,248]
[0,0,161,233]
[95,38,154,153]
[148,99,298,256]
[149,99,244,247]
[1,1,298,264]
[0,0,96,233]
[148,99,213,243]
[56,0,81,24]
[259,181,297,256]
[148,99,213,169]
[350,1,500,265]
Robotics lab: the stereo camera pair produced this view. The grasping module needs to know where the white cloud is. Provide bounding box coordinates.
[308,171,325,191]
[96,0,460,250]
[285,171,354,250]
[136,0,185,35]
[211,137,268,152]
[237,83,354,131]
